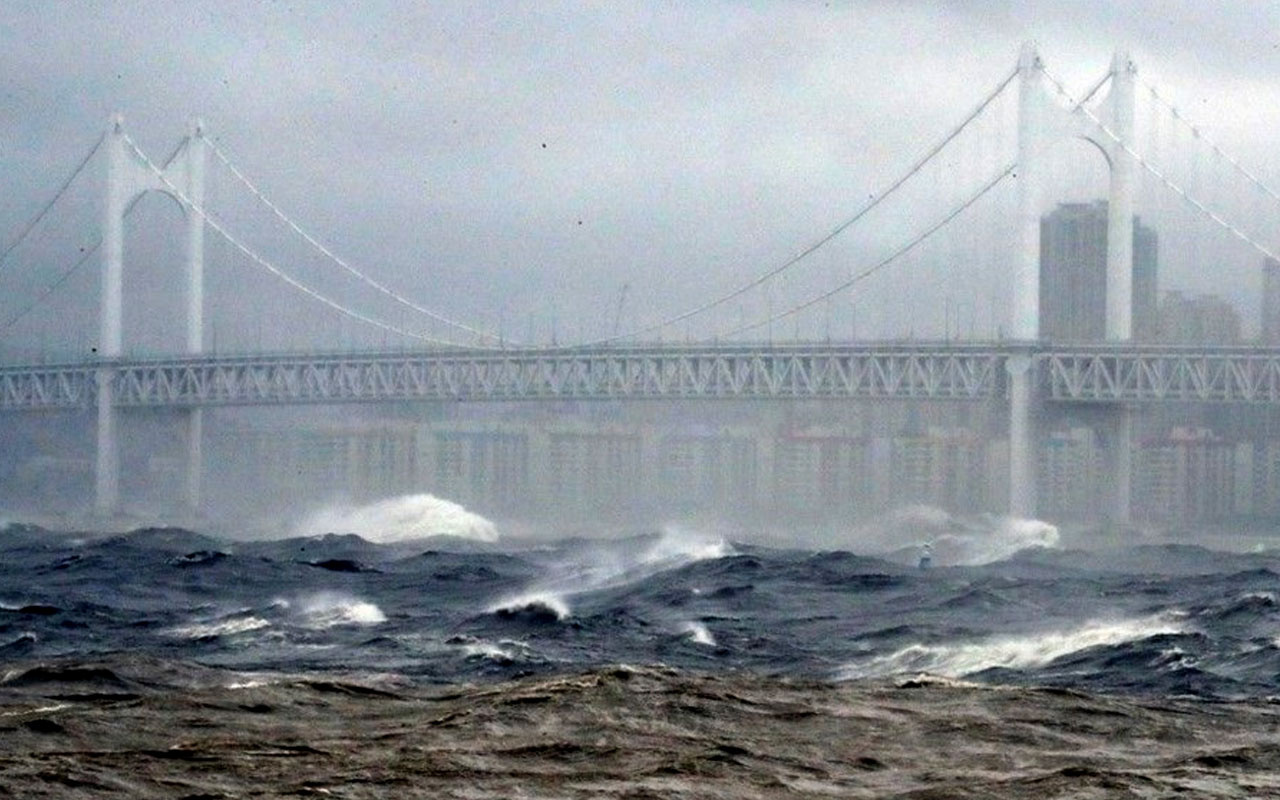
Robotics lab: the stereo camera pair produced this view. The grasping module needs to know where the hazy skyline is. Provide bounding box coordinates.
[2,1,1278,355]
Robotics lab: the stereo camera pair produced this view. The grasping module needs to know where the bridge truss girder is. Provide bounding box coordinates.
[7,346,1280,410]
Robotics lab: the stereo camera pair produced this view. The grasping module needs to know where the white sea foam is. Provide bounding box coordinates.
[170,616,271,640]
[681,621,716,646]
[297,493,499,543]
[838,615,1185,680]
[462,639,531,661]
[298,592,387,628]
[0,702,70,717]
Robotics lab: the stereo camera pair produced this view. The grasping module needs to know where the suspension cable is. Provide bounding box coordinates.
[204,138,504,343]
[1142,78,1280,210]
[700,65,1111,343]
[0,132,105,274]
[714,161,1016,339]
[1041,65,1280,264]
[553,64,1019,350]
[0,137,192,335]
[122,133,467,347]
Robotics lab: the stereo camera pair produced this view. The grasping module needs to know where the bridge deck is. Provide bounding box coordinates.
[5,343,1280,409]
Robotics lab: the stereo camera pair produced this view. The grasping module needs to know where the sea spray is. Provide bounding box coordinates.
[854,507,1059,566]
[545,525,732,591]
[297,494,499,543]
[681,621,716,646]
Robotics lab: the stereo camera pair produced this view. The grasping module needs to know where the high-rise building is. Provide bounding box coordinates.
[1039,201,1158,341]
[1262,258,1280,344]
[1157,291,1241,345]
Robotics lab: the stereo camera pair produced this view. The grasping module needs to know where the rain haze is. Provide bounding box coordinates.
[1,2,1278,352]
[10,4,1280,798]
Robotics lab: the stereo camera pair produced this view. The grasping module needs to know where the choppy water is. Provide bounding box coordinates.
[7,512,1280,796]
[5,519,1280,696]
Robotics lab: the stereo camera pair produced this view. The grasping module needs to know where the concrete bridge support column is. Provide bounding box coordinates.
[1100,407,1132,524]
[1007,354,1037,518]
[1008,41,1042,519]
[183,120,207,516]
[185,410,203,515]
[94,369,118,516]
[94,115,126,517]
[1102,53,1137,525]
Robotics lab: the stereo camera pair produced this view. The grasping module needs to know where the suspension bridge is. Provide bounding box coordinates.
[3,43,1279,521]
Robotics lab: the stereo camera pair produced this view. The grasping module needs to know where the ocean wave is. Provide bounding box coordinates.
[488,592,571,623]
[680,621,716,646]
[838,615,1186,680]
[297,494,499,543]
[169,616,272,640]
[860,507,1059,566]
[297,593,387,628]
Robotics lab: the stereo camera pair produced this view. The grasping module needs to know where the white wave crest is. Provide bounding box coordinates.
[484,526,730,619]
[681,621,716,646]
[856,507,1059,566]
[555,526,732,591]
[297,493,498,543]
[838,615,1184,680]
[949,516,1060,565]
[488,592,571,621]
[170,616,271,640]
[298,592,387,628]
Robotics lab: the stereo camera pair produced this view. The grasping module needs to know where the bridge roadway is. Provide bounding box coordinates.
[5,341,1280,410]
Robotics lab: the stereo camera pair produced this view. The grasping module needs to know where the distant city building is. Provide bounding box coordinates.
[1262,258,1280,344]
[1157,291,1241,345]
[890,427,990,512]
[1039,201,1158,341]
[1037,427,1103,521]
[771,427,867,514]
[1134,427,1236,522]
[660,428,760,514]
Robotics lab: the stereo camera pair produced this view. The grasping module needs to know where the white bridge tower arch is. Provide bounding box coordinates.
[95,114,207,517]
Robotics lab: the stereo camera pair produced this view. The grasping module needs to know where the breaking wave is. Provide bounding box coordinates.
[838,615,1185,680]
[858,507,1059,566]
[297,593,387,628]
[681,621,716,646]
[170,616,272,640]
[297,494,499,543]
[488,592,571,622]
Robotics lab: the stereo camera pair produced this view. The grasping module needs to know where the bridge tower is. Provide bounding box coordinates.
[1010,44,1137,523]
[95,114,206,517]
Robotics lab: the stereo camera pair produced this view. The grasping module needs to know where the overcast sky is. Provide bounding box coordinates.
[1,1,1278,355]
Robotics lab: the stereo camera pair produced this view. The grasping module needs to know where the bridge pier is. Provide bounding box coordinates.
[93,369,118,516]
[1100,407,1132,524]
[185,409,203,515]
[1006,353,1037,518]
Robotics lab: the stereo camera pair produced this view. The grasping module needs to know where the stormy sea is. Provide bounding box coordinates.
[4,500,1280,798]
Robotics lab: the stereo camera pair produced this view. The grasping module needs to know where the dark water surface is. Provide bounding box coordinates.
[4,521,1280,797]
